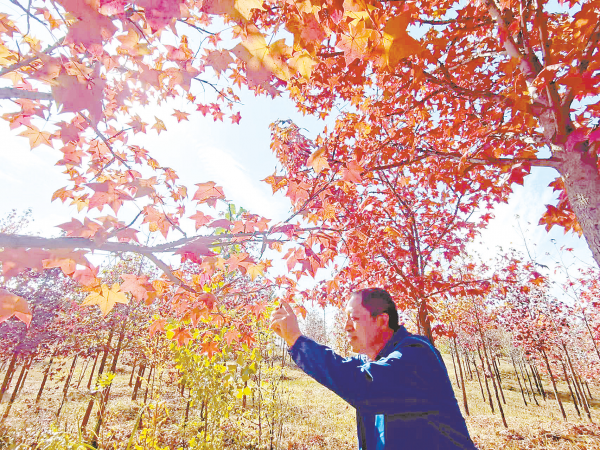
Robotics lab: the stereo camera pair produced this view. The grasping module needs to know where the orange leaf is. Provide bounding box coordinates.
[201,340,219,358]
[306,147,330,174]
[0,288,32,326]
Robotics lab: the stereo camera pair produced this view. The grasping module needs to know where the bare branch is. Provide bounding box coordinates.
[0,88,53,101]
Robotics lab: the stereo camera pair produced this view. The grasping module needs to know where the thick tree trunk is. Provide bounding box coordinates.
[558,147,600,267]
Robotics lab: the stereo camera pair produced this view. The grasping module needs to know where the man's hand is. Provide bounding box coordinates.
[270,301,302,348]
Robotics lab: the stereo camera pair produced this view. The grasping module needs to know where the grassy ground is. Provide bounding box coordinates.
[0,353,599,449]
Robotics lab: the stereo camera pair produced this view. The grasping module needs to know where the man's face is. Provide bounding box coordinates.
[344,294,381,355]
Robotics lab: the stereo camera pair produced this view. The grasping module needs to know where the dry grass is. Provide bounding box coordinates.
[0,353,599,449]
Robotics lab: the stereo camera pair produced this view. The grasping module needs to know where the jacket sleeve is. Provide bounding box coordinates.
[289,335,456,415]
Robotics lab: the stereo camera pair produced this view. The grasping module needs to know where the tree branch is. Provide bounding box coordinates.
[0,88,53,101]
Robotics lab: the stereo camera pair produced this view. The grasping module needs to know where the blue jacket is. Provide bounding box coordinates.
[289,326,476,449]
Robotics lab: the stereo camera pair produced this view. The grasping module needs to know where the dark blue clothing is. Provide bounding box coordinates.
[289,326,476,449]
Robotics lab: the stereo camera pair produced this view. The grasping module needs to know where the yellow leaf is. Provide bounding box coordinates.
[289,50,317,80]
[18,126,52,149]
[81,283,129,316]
[306,147,330,174]
[234,0,265,21]
[247,263,265,281]
[152,117,167,135]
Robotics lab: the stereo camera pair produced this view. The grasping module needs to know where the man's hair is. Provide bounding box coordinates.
[353,288,400,331]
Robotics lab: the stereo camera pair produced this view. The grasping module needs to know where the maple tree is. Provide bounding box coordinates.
[262,0,600,267]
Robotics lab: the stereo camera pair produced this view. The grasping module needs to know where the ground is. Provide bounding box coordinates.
[0,352,599,449]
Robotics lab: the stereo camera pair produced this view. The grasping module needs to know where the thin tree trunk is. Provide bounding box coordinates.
[473,354,486,402]
[477,346,494,411]
[450,343,461,388]
[532,363,547,400]
[574,371,593,423]
[481,339,507,428]
[77,357,91,389]
[132,362,146,401]
[128,360,137,387]
[57,355,79,418]
[453,336,469,416]
[492,356,506,405]
[510,352,528,407]
[465,350,473,380]
[582,312,600,364]
[15,356,32,396]
[584,380,593,400]
[36,355,55,403]
[0,353,18,401]
[522,360,539,406]
[92,309,131,445]
[561,361,581,417]
[87,351,100,390]
[541,349,567,421]
[1,360,29,422]
[563,343,593,422]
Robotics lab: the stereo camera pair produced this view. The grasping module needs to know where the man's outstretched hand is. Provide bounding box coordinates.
[270,301,302,348]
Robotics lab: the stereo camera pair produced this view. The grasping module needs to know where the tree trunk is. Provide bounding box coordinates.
[57,355,79,418]
[561,361,581,417]
[15,356,32,396]
[450,343,461,388]
[532,363,547,400]
[558,145,600,268]
[582,312,600,364]
[473,354,486,402]
[77,357,91,389]
[0,353,18,401]
[563,343,593,422]
[481,339,507,428]
[453,336,469,416]
[541,349,567,421]
[132,362,146,401]
[1,360,30,422]
[128,360,137,387]
[87,351,100,390]
[92,309,131,444]
[477,346,494,411]
[36,355,55,403]
[522,360,539,406]
[492,356,506,405]
[510,352,528,407]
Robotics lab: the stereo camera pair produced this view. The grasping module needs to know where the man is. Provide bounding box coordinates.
[270,288,476,449]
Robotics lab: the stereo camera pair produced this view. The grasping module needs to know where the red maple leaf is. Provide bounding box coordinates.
[120,274,155,302]
[189,211,214,229]
[193,181,226,207]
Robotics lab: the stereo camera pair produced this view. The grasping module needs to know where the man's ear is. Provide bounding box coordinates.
[376,313,390,329]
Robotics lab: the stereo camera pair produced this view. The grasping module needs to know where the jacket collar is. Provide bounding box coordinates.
[375,325,410,360]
